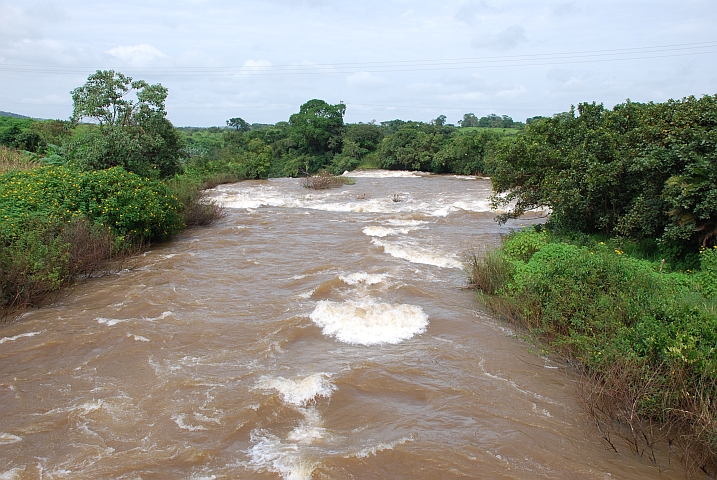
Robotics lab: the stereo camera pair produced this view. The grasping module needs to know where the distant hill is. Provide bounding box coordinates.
[0,111,33,119]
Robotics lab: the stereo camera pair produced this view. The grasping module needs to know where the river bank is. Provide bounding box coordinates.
[0,172,695,478]
[0,165,230,318]
[469,227,717,475]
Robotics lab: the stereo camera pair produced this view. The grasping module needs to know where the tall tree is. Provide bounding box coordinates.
[69,70,183,178]
[71,70,168,129]
[227,117,250,132]
[459,113,479,127]
[288,99,346,156]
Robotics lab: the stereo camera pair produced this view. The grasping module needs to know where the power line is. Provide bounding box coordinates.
[1,41,715,77]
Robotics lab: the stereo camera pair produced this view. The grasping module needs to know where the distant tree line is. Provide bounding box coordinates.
[457,112,525,129]
[180,105,520,180]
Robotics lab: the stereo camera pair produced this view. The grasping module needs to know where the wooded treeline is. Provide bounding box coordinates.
[489,96,717,261]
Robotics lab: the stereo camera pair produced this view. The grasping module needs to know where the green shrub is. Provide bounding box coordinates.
[696,246,717,299]
[1,165,183,245]
[471,229,717,470]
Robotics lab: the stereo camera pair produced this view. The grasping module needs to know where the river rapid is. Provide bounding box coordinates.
[0,171,686,479]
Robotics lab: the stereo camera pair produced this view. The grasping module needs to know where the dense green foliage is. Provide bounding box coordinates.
[66,70,184,178]
[489,95,717,260]
[176,107,521,179]
[376,122,504,174]
[0,166,184,312]
[0,116,43,152]
[470,228,717,469]
[458,112,524,129]
[1,166,182,244]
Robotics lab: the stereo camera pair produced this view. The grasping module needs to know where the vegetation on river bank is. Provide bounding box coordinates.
[0,71,231,316]
[472,93,717,474]
[469,228,717,473]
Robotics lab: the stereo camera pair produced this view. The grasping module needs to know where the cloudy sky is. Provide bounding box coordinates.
[1,0,715,126]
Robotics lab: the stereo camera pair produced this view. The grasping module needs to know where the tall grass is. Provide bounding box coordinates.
[165,175,226,227]
[468,228,717,475]
[0,145,40,173]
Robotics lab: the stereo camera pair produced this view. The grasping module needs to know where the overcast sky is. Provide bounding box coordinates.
[1,0,715,126]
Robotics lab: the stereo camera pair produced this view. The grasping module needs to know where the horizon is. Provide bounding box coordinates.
[1,1,715,127]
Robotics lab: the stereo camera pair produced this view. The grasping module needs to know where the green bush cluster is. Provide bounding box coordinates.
[489,95,717,260]
[470,228,717,467]
[1,165,182,243]
[178,102,522,179]
[1,165,185,312]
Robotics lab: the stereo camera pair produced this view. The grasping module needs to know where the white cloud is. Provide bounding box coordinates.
[471,25,527,50]
[21,94,68,105]
[346,72,387,88]
[238,59,273,76]
[496,85,526,98]
[106,44,168,66]
[455,1,498,25]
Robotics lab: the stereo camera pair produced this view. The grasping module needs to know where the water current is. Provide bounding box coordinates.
[0,171,688,479]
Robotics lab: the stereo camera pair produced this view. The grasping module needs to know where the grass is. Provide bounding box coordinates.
[0,145,40,173]
[467,227,717,475]
[300,171,355,189]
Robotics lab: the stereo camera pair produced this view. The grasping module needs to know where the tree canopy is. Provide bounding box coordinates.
[488,95,717,259]
[69,70,183,178]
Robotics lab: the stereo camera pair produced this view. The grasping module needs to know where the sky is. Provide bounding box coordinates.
[0,0,715,127]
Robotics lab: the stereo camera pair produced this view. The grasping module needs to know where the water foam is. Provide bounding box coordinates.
[387,219,427,227]
[247,431,317,480]
[257,373,336,407]
[0,331,41,344]
[371,239,463,269]
[97,317,127,326]
[286,408,328,444]
[0,433,22,445]
[310,300,428,345]
[127,333,150,342]
[345,169,423,178]
[0,467,25,480]
[339,272,388,286]
[172,414,208,431]
[362,226,414,237]
[348,435,415,459]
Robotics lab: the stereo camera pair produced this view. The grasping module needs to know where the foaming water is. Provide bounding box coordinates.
[257,373,336,407]
[0,173,690,479]
[338,272,388,286]
[371,238,463,269]
[310,300,429,345]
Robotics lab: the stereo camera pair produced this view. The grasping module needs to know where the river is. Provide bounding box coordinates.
[0,171,687,479]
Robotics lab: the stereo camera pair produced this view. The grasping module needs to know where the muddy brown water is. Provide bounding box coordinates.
[0,172,689,479]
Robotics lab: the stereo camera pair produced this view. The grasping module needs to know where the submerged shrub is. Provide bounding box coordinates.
[165,176,225,227]
[300,171,354,189]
